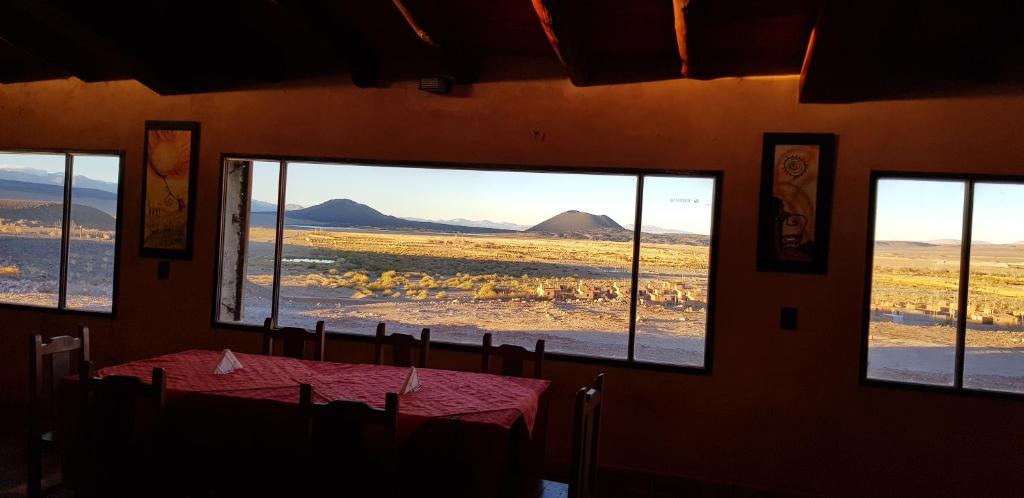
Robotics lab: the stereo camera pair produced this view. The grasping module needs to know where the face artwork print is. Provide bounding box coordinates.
[771,144,819,262]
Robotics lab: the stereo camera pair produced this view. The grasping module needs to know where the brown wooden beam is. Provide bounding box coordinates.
[0,0,132,82]
[531,0,585,86]
[391,0,479,84]
[672,0,690,77]
[276,0,381,88]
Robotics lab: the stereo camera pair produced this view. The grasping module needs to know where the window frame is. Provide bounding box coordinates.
[0,148,125,317]
[212,152,723,374]
[861,170,1024,398]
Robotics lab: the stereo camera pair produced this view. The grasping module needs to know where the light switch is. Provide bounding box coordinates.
[780,307,798,330]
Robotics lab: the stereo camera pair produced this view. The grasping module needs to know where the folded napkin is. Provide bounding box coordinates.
[400,366,421,394]
[214,349,244,375]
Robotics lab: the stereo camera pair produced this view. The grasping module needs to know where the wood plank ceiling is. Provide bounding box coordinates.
[1,0,1021,103]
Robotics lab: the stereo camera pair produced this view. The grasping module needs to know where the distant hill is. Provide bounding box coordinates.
[876,241,938,247]
[0,179,118,216]
[0,166,118,193]
[925,238,994,246]
[527,210,625,233]
[257,198,511,234]
[251,200,304,213]
[624,223,695,235]
[402,217,529,231]
[0,200,115,230]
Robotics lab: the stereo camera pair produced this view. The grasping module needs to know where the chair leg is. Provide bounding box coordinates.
[26,436,42,498]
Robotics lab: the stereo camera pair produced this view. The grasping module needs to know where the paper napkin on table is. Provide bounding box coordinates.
[400,366,420,394]
[214,349,244,375]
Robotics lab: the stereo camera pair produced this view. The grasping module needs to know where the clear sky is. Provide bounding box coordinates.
[252,161,717,234]
[875,179,1024,244]
[973,183,1024,244]
[0,152,121,184]
[71,155,121,185]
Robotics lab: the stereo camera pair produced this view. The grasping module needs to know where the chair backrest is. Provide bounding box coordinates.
[480,333,545,378]
[27,326,90,498]
[78,361,167,497]
[298,384,399,495]
[373,323,430,368]
[262,318,326,361]
[79,360,167,429]
[29,325,91,425]
[569,374,605,498]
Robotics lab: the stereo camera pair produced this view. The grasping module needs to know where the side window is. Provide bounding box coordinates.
[0,152,122,313]
[866,177,1024,394]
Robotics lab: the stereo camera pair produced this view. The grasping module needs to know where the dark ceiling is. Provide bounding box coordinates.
[1,1,1021,103]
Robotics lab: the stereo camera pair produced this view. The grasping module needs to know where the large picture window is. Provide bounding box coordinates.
[865,174,1024,394]
[0,151,123,314]
[216,157,719,368]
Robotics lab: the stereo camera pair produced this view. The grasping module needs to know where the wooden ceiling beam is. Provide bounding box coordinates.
[0,0,132,82]
[0,37,69,84]
[530,0,586,86]
[672,0,690,77]
[275,0,380,88]
[391,0,480,84]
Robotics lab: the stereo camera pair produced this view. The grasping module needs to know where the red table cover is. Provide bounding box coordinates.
[97,349,549,436]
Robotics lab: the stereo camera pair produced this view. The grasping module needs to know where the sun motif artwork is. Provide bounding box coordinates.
[144,129,192,251]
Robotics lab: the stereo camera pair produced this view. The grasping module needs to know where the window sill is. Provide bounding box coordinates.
[213,320,712,375]
[861,376,1024,401]
[0,301,115,318]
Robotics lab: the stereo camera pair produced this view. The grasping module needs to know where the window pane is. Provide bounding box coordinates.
[66,155,120,312]
[634,176,715,366]
[275,162,636,359]
[244,162,282,325]
[0,152,66,308]
[217,160,280,324]
[867,179,965,386]
[963,182,1024,393]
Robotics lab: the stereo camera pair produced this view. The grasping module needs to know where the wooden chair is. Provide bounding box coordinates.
[262,317,326,361]
[298,384,399,498]
[569,374,604,498]
[373,322,431,367]
[541,374,605,498]
[27,325,90,498]
[480,333,545,378]
[77,361,167,498]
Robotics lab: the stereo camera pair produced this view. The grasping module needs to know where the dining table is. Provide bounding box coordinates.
[61,349,551,498]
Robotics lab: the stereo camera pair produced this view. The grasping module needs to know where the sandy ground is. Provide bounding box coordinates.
[0,234,115,312]
[228,228,710,365]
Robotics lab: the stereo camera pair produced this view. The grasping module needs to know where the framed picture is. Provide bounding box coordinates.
[756,132,837,274]
[140,121,200,259]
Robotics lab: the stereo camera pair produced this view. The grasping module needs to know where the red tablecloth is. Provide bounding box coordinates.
[70,349,551,498]
[97,349,549,435]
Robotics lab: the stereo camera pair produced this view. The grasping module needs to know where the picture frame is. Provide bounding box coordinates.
[756,132,837,274]
[140,120,200,259]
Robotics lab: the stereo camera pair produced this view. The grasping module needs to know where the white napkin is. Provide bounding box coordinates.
[214,349,244,375]
[400,366,421,394]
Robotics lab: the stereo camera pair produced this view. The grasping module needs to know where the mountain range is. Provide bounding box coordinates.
[0,166,118,193]
[251,198,709,245]
[0,178,118,216]
[251,200,304,213]
[875,239,1016,246]
[400,217,530,231]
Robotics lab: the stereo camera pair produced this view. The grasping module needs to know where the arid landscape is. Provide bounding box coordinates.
[0,161,120,312]
[0,224,116,312]
[235,224,712,365]
[868,242,1024,392]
